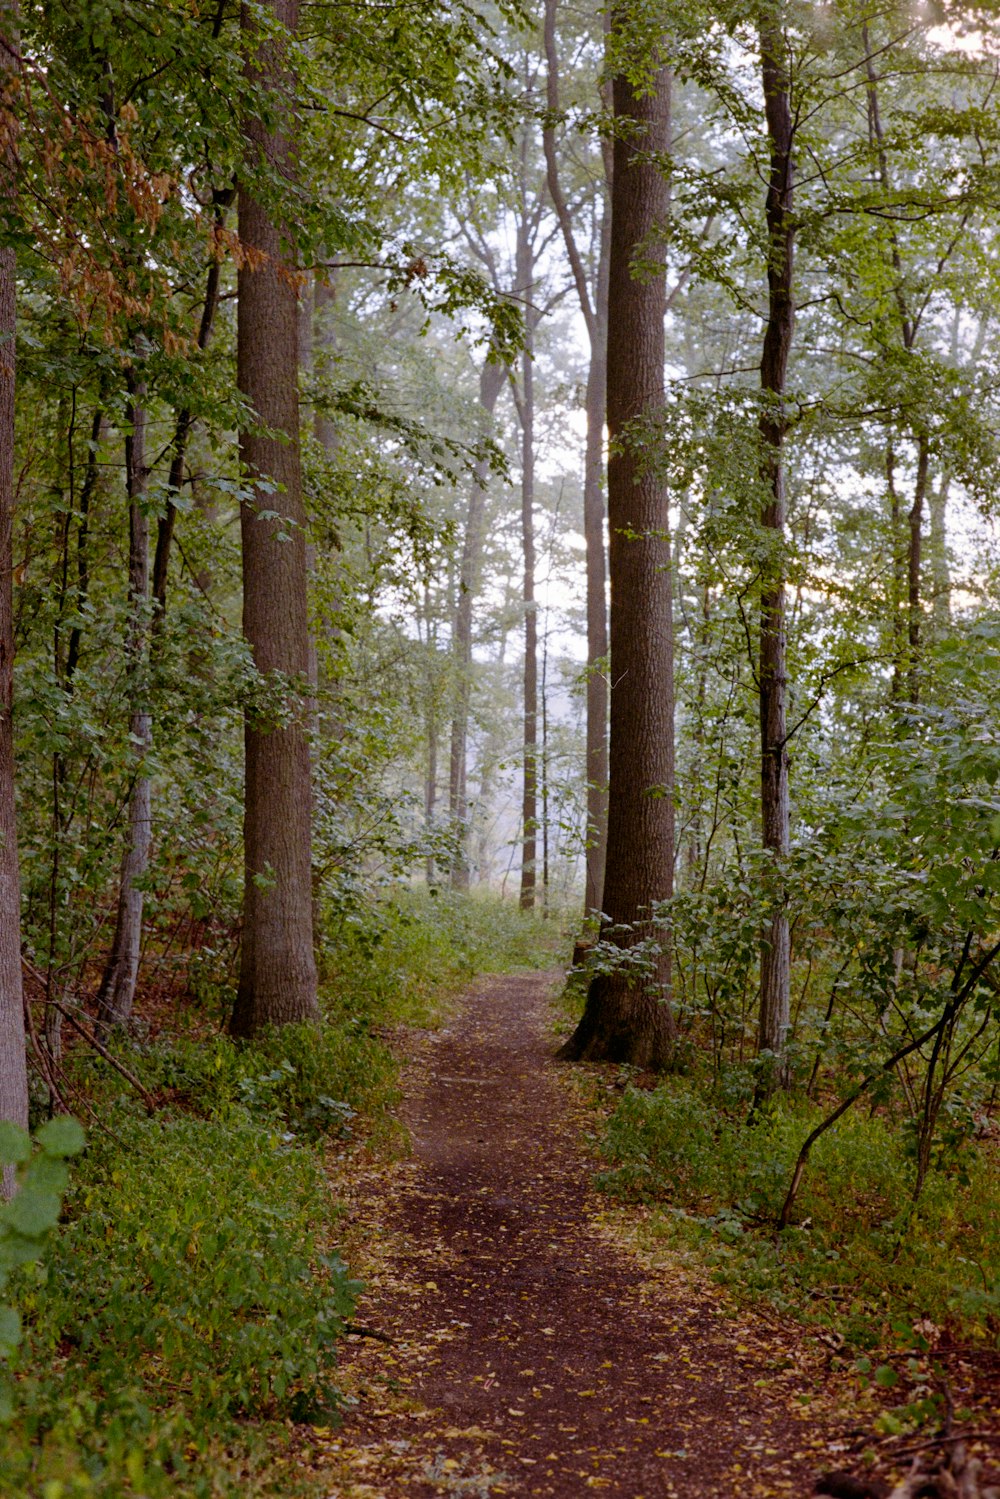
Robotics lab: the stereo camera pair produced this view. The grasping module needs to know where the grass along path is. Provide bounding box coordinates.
[311,970,915,1498]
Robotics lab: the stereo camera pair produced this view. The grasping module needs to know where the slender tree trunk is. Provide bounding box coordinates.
[541,620,549,912]
[0,2,29,1143]
[152,238,225,615]
[96,375,152,1033]
[313,272,339,455]
[887,441,907,707]
[756,17,795,1076]
[48,406,101,1065]
[542,0,610,916]
[928,473,951,637]
[448,355,505,890]
[230,0,319,1037]
[864,24,928,713]
[583,249,610,917]
[425,709,438,886]
[559,36,676,1069]
[519,296,537,912]
[906,433,928,705]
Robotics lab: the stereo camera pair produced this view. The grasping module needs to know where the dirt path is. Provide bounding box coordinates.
[315,972,857,1497]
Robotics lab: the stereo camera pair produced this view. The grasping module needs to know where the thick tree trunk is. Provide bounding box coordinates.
[519,301,537,912]
[559,39,676,1069]
[96,378,152,1033]
[230,0,319,1037]
[755,20,796,1075]
[542,0,610,917]
[0,4,28,1142]
[448,355,505,890]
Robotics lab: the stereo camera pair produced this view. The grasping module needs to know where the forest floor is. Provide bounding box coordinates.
[306,971,999,1498]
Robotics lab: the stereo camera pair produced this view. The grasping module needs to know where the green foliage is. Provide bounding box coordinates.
[320,887,564,1031]
[0,1119,85,1411]
[0,890,557,1495]
[131,1022,388,1144]
[597,1074,1000,1349]
[1,1103,358,1496]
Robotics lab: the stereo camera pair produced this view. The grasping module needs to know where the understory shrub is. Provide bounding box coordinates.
[2,1103,358,1497]
[129,1019,396,1142]
[598,1076,1000,1348]
[320,886,563,1029]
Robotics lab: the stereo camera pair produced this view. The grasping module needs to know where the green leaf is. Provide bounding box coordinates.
[0,1124,29,1167]
[4,1190,61,1238]
[0,1306,20,1358]
[874,1365,899,1389]
[23,1156,69,1196]
[35,1117,86,1159]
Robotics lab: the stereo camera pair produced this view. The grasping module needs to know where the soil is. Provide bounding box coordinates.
[310,971,1000,1498]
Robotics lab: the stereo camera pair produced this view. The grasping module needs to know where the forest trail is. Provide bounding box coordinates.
[315,972,857,1498]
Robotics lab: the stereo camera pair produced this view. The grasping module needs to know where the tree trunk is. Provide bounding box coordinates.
[755,17,795,1077]
[887,441,907,707]
[559,36,676,1069]
[425,706,438,887]
[542,0,610,917]
[906,432,928,705]
[152,240,225,615]
[864,24,927,713]
[96,376,152,1034]
[0,2,28,1144]
[448,355,505,890]
[519,290,537,912]
[583,243,610,918]
[230,0,319,1038]
[928,472,951,637]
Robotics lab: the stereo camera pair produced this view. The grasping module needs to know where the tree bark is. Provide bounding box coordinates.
[582,235,610,917]
[448,354,505,890]
[152,238,225,615]
[230,0,319,1037]
[542,0,610,919]
[755,16,795,1076]
[0,2,28,1143]
[906,432,928,705]
[863,24,928,711]
[96,375,152,1033]
[518,260,538,912]
[928,472,951,637]
[559,34,676,1069]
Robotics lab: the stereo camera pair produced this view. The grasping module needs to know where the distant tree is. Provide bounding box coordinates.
[230,0,320,1037]
[448,351,505,890]
[543,0,610,920]
[95,368,152,1035]
[559,23,676,1068]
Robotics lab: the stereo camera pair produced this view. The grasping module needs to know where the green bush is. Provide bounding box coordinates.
[320,886,563,1030]
[131,1018,396,1142]
[2,1106,358,1497]
[597,1075,1000,1346]
[40,1111,358,1417]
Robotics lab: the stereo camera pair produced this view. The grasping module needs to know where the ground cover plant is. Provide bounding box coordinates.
[597,1074,1000,1351]
[1,892,560,1498]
